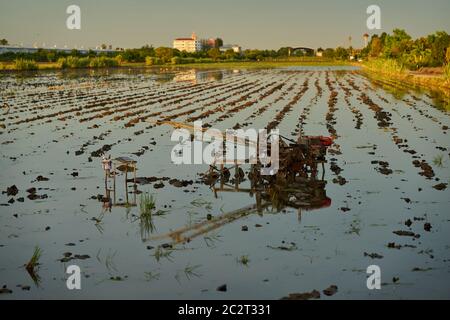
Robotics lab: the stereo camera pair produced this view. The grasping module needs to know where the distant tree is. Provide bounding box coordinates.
[155,47,174,64]
[224,49,237,60]
[171,56,181,64]
[369,36,383,57]
[335,47,349,60]
[382,29,411,58]
[0,39,8,45]
[207,48,221,61]
[215,38,223,48]
[323,48,335,59]
[277,47,290,57]
[115,54,124,65]
[100,44,107,50]
[46,51,56,62]
[145,56,161,66]
[70,49,80,57]
[402,38,432,69]
[427,31,450,66]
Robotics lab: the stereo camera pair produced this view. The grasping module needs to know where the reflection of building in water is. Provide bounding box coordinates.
[173,70,225,83]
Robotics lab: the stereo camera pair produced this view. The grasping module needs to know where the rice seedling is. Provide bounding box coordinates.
[25,246,42,286]
[152,246,173,263]
[140,192,156,215]
[139,192,156,238]
[433,154,444,167]
[237,255,250,266]
[191,198,213,211]
[203,233,223,248]
[25,246,42,272]
[175,264,202,283]
[144,270,161,282]
[183,264,202,280]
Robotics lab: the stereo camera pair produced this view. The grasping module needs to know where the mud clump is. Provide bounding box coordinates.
[91,144,112,158]
[0,285,13,294]
[364,252,383,259]
[58,253,90,263]
[432,183,447,191]
[36,175,49,182]
[281,290,320,300]
[412,160,435,179]
[153,182,165,189]
[26,187,47,200]
[375,161,393,175]
[388,242,402,249]
[4,185,19,196]
[424,223,432,232]
[217,284,227,292]
[393,230,420,238]
[323,285,338,296]
[330,162,343,175]
[169,179,193,188]
[332,176,347,185]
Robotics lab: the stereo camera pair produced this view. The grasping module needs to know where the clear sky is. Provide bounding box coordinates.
[0,0,449,50]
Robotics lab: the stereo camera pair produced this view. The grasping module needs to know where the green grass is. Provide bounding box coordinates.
[1,58,352,71]
[363,58,405,75]
[362,59,450,97]
[444,63,450,80]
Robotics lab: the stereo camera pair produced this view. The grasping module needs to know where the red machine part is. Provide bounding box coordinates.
[319,136,333,147]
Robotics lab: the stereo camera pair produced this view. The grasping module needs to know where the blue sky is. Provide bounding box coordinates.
[0,0,449,49]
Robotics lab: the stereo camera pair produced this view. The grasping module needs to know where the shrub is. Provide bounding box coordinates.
[115,54,124,65]
[181,57,195,64]
[171,56,181,65]
[14,58,38,70]
[57,56,118,69]
[443,63,450,80]
[145,56,161,66]
[57,56,89,68]
[364,58,405,74]
[89,57,118,68]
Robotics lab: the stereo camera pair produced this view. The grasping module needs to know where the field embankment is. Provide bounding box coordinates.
[362,59,450,96]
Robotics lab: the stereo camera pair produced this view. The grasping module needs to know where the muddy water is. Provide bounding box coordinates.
[1,66,449,299]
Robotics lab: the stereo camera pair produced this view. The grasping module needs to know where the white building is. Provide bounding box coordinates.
[173,32,202,53]
[219,44,241,53]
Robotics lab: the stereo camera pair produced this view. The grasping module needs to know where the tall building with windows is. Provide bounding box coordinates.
[173,32,202,53]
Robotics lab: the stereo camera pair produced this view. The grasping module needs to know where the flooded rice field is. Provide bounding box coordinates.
[1,66,450,299]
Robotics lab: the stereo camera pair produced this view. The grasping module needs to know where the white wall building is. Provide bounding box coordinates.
[173,32,202,53]
[219,44,241,53]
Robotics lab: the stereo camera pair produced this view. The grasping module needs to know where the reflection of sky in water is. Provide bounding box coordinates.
[0,67,449,299]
